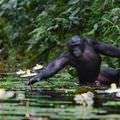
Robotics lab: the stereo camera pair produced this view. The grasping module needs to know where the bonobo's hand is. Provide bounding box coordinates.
[26,75,41,85]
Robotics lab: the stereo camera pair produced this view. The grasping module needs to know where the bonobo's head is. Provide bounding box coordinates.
[68,35,85,57]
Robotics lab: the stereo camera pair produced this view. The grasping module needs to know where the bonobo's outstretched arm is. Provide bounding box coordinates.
[95,41,120,57]
[27,54,69,85]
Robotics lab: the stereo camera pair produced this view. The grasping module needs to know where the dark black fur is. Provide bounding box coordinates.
[27,36,120,86]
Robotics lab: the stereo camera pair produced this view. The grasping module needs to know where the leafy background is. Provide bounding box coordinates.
[0,0,120,74]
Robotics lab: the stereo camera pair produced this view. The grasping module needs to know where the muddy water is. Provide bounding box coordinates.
[0,75,120,120]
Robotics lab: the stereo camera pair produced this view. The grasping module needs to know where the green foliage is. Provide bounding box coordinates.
[0,0,120,68]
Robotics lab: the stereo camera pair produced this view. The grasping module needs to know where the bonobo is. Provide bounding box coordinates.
[27,36,120,86]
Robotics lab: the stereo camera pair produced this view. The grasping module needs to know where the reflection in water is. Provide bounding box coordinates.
[0,77,120,120]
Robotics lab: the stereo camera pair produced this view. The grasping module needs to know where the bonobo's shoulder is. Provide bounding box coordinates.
[59,51,71,59]
[86,38,98,45]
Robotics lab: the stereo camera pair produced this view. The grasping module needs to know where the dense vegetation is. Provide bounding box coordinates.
[0,0,120,72]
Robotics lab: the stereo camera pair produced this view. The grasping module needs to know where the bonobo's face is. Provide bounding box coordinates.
[72,45,82,57]
[68,35,85,57]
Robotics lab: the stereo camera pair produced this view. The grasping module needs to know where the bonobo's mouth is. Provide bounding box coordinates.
[73,50,82,57]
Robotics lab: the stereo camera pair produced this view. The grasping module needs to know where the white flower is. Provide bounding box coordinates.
[16,69,25,75]
[33,64,43,70]
[20,69,37,78]
[116,92,120,97]
[74,91,94,106]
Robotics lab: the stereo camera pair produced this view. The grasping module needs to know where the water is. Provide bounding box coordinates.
[0,75,120,120]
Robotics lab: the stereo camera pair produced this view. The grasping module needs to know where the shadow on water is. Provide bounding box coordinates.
[0,76,120,120]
